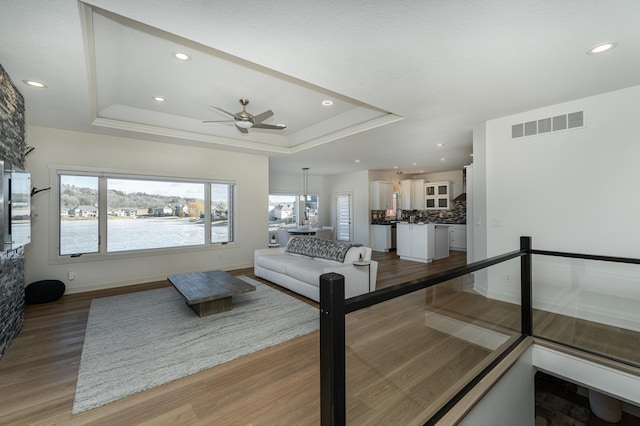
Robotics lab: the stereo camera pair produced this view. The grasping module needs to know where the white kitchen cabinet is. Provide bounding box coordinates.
[399,179,412,210]
[370,224,392,252]
[396,222,435,263]
[399,179,425,210]
[425,181,452,210]
[449,224,467,250]
[411,179,425,210]
[370,181,393,210]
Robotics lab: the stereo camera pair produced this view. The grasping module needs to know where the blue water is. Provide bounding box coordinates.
[60,219,229,255]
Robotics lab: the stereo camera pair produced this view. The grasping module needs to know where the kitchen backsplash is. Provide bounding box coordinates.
[371,200,467,224]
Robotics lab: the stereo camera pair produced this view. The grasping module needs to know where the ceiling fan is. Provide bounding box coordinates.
[202,98,287,134]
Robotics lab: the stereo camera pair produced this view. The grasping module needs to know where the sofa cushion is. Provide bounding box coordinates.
[282,257,328,286]
[285,237,360,263]
[255,253,288,273]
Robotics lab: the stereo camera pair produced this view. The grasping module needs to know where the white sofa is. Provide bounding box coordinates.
[254,236,378,302]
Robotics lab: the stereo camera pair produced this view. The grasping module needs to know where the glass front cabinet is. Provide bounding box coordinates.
[424,181,452,210]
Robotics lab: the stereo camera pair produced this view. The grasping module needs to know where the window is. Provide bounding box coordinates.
[268,193,320,231]
[60,175,99,255]
[336,192,352,242]
[302,194,319,227]
[268,194,298,231]
[386,193,398,218]
[106,178,206,252]
[58,171,235,256]
[211,183,233,243]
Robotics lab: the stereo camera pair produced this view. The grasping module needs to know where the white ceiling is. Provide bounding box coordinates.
[2,0,640,177]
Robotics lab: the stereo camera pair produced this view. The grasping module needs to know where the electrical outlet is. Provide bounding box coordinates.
[505,273,510,282]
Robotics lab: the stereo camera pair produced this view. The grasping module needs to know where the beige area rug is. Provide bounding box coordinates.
[73,276,318,414]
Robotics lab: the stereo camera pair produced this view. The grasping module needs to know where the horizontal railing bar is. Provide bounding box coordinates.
[424,335,529,426]
[345,249,525,314]
[531,249,640,265]
[533,335,640,370]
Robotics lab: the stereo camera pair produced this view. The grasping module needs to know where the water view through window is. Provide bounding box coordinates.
[59,173,234,256]
[107,179,205,252]
[59,175,99,255]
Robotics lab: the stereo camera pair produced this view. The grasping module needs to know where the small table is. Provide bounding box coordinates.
[353,260,372,293]
[167,270,256,318]
[287,228,318,236]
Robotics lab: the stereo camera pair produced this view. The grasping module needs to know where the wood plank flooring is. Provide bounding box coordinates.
[0,250,637,425]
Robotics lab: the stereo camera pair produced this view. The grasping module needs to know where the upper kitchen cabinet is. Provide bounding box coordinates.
[399,179,424,210]
[425,181,452,210]
[370,181,394,210]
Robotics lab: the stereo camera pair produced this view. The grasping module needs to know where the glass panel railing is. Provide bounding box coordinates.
[344,259,523,424]
[532,255,640,367]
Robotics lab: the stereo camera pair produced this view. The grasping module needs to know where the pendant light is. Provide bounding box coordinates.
[301,167,309,226]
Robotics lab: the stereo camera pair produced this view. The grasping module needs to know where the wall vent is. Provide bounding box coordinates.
[512,111,584,139]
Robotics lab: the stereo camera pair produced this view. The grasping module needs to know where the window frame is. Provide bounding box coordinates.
[49,166,237,264]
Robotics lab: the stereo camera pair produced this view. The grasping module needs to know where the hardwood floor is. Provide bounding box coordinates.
[0,249,637,424]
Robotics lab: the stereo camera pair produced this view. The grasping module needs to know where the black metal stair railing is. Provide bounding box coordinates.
[320,236,532,425]
[321,236,640,424]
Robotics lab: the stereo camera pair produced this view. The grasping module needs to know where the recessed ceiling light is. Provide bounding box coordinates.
[153,96,166,102]
[354,159,360,163]
[587,42,618,55]
[440,158,445,162]
[393,166,398,169]
[412,162,417,166]
[23,80,46,88]
[174,52,191,61]
[322,100,333,106]
[435,143,445,147]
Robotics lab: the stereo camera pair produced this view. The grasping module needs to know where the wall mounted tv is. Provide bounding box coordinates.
[0,160,31,251]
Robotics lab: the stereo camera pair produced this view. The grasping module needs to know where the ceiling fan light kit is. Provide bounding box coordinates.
[236,120,253,129]
[203,98,286,134]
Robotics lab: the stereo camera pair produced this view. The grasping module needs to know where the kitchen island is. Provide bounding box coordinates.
[396,222,450,263]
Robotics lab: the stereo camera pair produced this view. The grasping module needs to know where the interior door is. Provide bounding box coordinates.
[335,192,352,242]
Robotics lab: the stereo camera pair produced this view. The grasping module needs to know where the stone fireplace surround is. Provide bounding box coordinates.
[0,63,27,359]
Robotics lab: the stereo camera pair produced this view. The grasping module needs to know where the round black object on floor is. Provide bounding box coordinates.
[25,280,65,304]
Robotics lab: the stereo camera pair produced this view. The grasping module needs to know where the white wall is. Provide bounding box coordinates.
[25,126,269,293]
[471,124,487,264]
[482,85,640,329]
[459,346,535,426]
[368,170,401,193]
[485,85,640,258]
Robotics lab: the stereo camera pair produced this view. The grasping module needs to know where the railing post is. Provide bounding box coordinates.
[320,272,346,426]
[520,236,533,336]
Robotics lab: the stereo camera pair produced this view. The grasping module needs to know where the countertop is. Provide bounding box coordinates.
[371,221,466,226]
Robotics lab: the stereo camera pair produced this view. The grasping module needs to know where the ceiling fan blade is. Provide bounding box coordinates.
[202,119,234,124]
[235,124,249,134]
[252,123,287,130]
[253,110,274,124]
[208,105,236,118]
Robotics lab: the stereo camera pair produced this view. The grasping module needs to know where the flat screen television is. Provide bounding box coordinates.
[0,160,31,251]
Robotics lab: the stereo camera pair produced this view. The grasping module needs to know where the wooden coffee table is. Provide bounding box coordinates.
[167,270,256,318]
